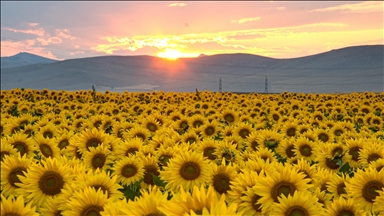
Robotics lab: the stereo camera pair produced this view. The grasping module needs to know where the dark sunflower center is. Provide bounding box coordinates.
[337,183,347,196]
[121,164,138,178]
[0,151,10,162]
[126,148,138,156]
[147,123,158,132]
[299,144,312,157]
[80,205,103,216]
[91,153,106,169]
[338,210,354,216]
[286,145,295,158]
[86,138,102,150]
[224,114,235,123]
[38,171,64,196]
[193,120,203,128]
[186,137,196,144]
[92,184,110,197]
[180,121,188,128]
[94,121,102,129]
[332,147,343,157]
[349,146,361,161]
[376,166,384,172]
[362,180,384,203]
[286,128,296,137]
[12,141,28,156]
[135,133,146,141]
[203,147,217,160]
[272,181,297,202]
[367,153,381,163]
[251,141,259,151]
[143,165,160,185]
[40,144,53,158]
[213,173,231,194]
[180,162,200,180]
[285,206,309,216]
[205,126,215,136]
[8,167,27,188]
[59,139,69,149]
[3,213,22,216]
[325,158,340,170]
[43,131,53,139]
[334,129,343,136]
[239,129,250,138]
[252,194,262,212]
[318,133,329,142]
[273,114,279,121]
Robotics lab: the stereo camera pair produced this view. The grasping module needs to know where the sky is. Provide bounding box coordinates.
[1,1,383,60]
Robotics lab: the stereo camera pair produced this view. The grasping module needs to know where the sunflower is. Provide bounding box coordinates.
[238,185,264,215]
[316,150,341,173]
[370,158,384,172]
[276,137,296,160]
[38,123,59,139]
[326,196,364,216]
[255,147,277,163]
[181,130,200,144]
[83,144,113,172]
[254,165,312,213]
[293,137,317,162]
[312,187,333,208]
[39,196,62,216]
[315,128,334,143]
[293,158,316,185]
[113,156,145,187]
[122,185,169,215]
[245,156,276,176]
[234,122,253,139]
[208,159,237,197]
[62,186,110,216]
[281,121,298,138]
[0,140,18,161]
[330,123,346,139]
[157,145,176,167]
[370,115,383,131]
[160,150,210,192]
[172,116,190,132]
[100,199,129,216]
[373,189,384,215]
[359,141,384,166]
[1,154,33,198]
[73,127,111,154]
[5,132,36,158]
[123,125,151,142]
[79,169,124,201]
[140,154,161,189]
[344,138,364,169]
[0,194,38,216]
[141,115,161,133]
[300,130,318,142]
[256,129,283,149]
[113,137,143,158]
[345,166,384,212]
[188,114,207,129]
[16,157,73,208]
[327,173,350,199]
[221,109,238,124]
[228,169,264,205]
[270,190,325,216]
[311,167,333,193]
[213,140,241,165]
[200,121,220,138]
[3,117,23,135]
[196,138,219,161]
[34,133,61,159]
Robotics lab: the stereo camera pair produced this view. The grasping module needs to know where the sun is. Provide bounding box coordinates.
[158,49,180,60]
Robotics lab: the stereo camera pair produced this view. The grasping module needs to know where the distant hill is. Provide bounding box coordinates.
[1,52,58,69]
[1,45,383,93]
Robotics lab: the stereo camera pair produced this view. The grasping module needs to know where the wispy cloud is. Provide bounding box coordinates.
[2,27,45,36]
[91,22,353,57]
[55,29,78,40]
[1,40,60,59]
[311,1,383,13]
[231,17,261,24]
[169,3,186,7]
[29,23,39,27]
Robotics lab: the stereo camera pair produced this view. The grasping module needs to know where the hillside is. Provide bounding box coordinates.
[1,52,58,69]
[1,45,383,93]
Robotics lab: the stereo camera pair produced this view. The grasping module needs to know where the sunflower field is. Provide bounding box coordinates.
[1,88,384,216]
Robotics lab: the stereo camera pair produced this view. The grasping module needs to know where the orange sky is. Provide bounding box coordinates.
[1,1,383,60]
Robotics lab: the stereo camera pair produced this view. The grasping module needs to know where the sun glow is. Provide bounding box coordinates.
[157,49,181,60]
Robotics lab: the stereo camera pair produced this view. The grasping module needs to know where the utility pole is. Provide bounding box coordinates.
[219,77,222,93]
[264,77,268,93]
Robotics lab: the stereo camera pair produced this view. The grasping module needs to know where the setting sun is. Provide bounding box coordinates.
[158,49,181,60]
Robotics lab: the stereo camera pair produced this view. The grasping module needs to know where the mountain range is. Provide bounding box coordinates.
[1,45,383,93]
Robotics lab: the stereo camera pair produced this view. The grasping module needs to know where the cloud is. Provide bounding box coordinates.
[311,1,383,13]
[231,17,261,24]
[29,23,39,27]
[169,3,186,7]
[2,27,45,36]
[55,29,78,40]
[36,37,62,46]
[92,22,351,57]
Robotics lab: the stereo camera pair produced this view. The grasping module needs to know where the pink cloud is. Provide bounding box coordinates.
[55,29,78,40]
[1,40,60,60]
[2,27,45,36]
[36,37,62,46]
